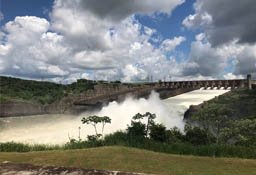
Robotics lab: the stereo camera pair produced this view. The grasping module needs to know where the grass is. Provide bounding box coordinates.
[0,146,255,175]
[1,140,255,159]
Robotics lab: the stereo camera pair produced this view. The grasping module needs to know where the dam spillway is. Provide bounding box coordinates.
[0,89,229,144]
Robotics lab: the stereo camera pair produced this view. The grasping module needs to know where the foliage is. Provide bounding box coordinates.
[149,124,167,142]
[0,142,60,152]
[165,127,184,143]
[189,89,256,146]
[1,139,256,159]
[184,125,216,145]
[0,76,96,105]
[81,115,111,139]
[220,118,256,146]
[128,112,156,138]
[127,121,146,139]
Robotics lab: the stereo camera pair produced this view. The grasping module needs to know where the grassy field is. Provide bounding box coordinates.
[0,146,255,175]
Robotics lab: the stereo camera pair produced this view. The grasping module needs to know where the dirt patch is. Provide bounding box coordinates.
[0,162,150,175]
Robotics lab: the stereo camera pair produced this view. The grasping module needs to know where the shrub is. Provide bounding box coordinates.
[127,121,146,138]
[184,125,215,145]
[149,124,167,142]
[166,127,184,143]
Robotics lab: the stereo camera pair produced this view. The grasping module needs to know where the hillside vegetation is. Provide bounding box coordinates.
[0,76,97,104]
[187,89,256,146]
[0,146,255,175]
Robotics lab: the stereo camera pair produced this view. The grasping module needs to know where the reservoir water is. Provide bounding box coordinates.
[0,89,229,144]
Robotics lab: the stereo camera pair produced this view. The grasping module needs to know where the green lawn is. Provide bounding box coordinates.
[0,146,255,175]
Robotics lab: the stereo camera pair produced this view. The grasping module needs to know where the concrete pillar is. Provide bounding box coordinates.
[239,80,245,88]
[224,80,228,89]
[210,81,215,89]
[231,80,235,89]
[204,81,209,89]
[247,74,252,89]
[217,81,221,89]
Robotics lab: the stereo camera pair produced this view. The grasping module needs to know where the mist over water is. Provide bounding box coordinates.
[0,89,229,144]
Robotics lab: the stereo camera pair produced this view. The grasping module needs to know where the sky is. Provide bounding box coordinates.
[0,0,256,83]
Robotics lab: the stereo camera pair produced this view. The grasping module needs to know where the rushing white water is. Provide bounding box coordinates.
[0,89,229,144]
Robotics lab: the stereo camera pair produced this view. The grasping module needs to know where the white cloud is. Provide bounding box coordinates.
[182,12,212,29]
[183,35,256,78]
[223,73,244,80]
[4,16,49,45]
[122,64,147,82]
[195,33,205,41]
[183,40,226,77]
[161,36,186,51]
[0,16,69,78]
[0,0,187,82]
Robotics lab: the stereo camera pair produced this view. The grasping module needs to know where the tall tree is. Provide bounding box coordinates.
[81,115,111,138]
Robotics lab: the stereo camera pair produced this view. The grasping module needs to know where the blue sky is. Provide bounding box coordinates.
[136,0,196,56]
[0,0,255,82]
[1,0,53,23]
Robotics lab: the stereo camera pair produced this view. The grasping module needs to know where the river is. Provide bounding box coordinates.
[0,89,229,144]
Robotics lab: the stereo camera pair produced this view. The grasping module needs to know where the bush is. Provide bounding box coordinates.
[166,127,184,143]
[104,131,128,145]
[127,121,146,138]
[184,125,215,145]
[149,124,167,142]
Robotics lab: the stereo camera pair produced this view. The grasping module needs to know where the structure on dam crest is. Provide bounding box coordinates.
[74,74,255,106]
[157,74,254,90]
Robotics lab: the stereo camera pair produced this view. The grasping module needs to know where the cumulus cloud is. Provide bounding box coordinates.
[161,36,186,51]
[182,0,256,78]
[223,73,244,80]
[0,0,187,82]
[182,37,256,78]
[233,44,256,76]
[0,16,69,78]
[183,0,256,46]
[183,40,226,77]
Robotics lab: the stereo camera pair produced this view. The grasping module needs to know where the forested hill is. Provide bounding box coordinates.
[0,76,96,105]
[185,89,256,146]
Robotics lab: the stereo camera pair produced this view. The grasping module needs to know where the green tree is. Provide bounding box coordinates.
[132,112,156,137]
[166,127,184,143]
[127,121,146,138]
[191,104,231,144]
[149,124,167,142]
[127,112,157,139]
[184,125,214,145]
[220,118,256,146]
[81,115,111,139]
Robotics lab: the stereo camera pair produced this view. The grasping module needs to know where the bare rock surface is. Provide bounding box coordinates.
[0,162,150,175]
